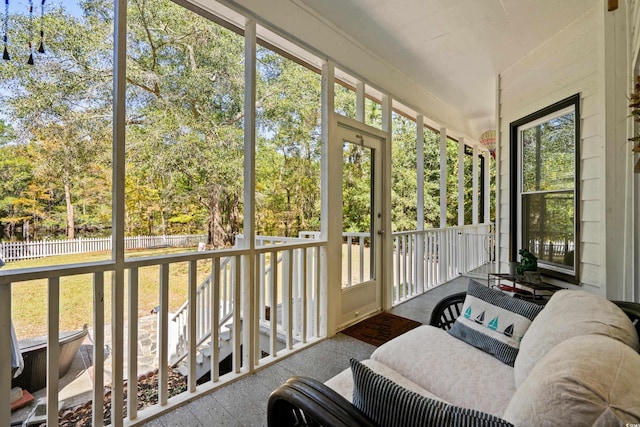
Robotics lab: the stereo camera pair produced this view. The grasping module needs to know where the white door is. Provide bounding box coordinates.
[337,121,384,327]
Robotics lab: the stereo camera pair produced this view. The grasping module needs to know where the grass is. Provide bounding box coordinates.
[5,248,212,339]
[6,243,372,339]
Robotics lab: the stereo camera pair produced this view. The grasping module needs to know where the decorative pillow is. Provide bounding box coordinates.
[350,358,513,427]
[448,279,544,366]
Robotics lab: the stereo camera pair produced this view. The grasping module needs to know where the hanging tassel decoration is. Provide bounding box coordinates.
[36,0,43,53]
[26,0,33,64]
[2,0,9,60]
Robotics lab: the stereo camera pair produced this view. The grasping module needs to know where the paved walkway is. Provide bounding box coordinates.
[11,314,161,425]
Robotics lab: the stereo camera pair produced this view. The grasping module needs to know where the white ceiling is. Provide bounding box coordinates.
[296,0,599,131]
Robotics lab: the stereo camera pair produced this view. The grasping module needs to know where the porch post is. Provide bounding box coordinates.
[484,151,491,224]
[242,19,257,370]
[110,0,127,424]
[416,115,425,293]
[439,128,448,228]
[457,137,465,276]
[473,145,479,225]
[439,128,448,284]
[457,137,465,226]
[381,95,393,309]
[321,60,338,336]
[356,81,365,123]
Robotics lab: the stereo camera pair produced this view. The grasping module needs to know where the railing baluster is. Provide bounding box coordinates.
[232,256,242,373]
[409,234,415,296]
[394,236,400,304]
[259,253,265,323]
[211,258,221,382]
[284,250,293,349]
[315,246,321,337]
[47,277,60,427]
[93,272,105,427]
[359,236,364,283]
[188,259,198,393]
[302,248,308,343]
[158,264,169,406]
[347,236,352,287]
[127,268,139,421]
[270,250,278,356]
[111,267,125,427]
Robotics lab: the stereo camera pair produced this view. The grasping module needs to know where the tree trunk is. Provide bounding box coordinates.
[64,181,75,239]
[207,186,226,249]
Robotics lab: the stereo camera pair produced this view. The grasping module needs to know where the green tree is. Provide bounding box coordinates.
[0,3,113,238]
[255,47,322,237]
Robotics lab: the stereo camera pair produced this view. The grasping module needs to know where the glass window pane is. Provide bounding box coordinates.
[342,141,373,286]
[521,111,575,193]
[522,191,575,269]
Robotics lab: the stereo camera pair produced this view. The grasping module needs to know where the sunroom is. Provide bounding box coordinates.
[1,0,639,426]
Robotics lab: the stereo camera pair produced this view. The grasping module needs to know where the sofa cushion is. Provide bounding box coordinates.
[514,289,640,387]
[448,279,543,366]
[503,335,640,426]
[325,359,444,403]
[371,325,515,417]
[350,359,513,427]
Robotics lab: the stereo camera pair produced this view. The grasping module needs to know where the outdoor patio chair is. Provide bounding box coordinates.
[12,324,88,392]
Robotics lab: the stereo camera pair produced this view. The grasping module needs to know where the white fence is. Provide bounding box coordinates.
[0,234,207,262]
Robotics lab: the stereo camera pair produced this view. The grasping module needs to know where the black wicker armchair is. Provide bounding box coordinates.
[428,291,466,330]
[267,376,376,427]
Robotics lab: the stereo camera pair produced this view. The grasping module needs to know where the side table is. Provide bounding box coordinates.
[487,273,563,304]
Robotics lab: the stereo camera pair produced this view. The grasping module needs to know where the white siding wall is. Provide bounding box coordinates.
[497,5,606,293]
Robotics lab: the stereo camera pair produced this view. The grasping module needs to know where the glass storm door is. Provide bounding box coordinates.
[337,122,383,326]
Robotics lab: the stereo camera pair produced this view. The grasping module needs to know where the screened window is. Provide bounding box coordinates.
[510,94,580,282]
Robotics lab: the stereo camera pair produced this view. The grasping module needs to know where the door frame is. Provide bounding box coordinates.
[333,115,391,329]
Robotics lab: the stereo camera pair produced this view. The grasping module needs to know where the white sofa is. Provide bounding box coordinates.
[316,288,640,426]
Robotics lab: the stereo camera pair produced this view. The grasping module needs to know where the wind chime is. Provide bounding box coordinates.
[2,0,46,64]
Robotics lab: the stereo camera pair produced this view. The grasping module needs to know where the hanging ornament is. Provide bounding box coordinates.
[26,0,33,64]
[479,129,496,159]
[2,0,9,60]
[37,0,43,53]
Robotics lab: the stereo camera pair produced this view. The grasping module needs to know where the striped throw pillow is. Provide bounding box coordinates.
[448,279,544,366]
[350,358,513,427]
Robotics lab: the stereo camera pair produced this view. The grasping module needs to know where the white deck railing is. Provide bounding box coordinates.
[392,223,494,304]
[169,235,315,364]
[0,238,325,427]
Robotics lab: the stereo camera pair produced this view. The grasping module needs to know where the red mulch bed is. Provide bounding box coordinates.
[52,368,187,427]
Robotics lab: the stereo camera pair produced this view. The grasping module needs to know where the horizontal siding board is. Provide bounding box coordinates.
[580,263,604,289]
[580,200,602,222]
[581,222,602,244]
[581,242,602,265]
[581,135,603,160]
[581,177,602,200]
[580,159,601,181]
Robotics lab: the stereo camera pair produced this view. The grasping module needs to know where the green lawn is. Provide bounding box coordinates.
[5,248,212,339]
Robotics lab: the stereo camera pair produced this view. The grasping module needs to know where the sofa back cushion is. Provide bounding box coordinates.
[514,290,640,387]
[504,335,640,425]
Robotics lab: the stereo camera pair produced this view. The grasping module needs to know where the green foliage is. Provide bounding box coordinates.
[0,0,495,245]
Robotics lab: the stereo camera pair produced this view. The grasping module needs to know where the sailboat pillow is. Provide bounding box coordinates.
[448,279,544,366]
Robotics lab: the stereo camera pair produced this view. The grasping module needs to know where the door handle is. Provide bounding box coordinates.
[377,230,385,235]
